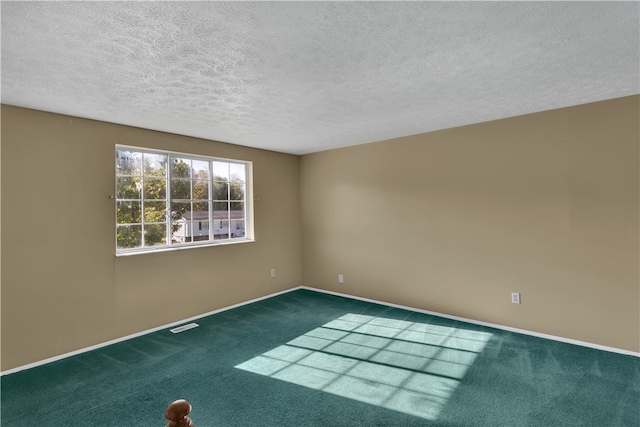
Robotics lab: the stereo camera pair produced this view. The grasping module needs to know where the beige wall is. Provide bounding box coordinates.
[301,96,639,352]
[1,105,302,371]
[2,96,639,370]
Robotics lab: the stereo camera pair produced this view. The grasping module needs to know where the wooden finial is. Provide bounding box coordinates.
[165,399,195,427]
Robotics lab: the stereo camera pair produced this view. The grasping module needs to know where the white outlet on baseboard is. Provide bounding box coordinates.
[270,268,276,278]
[511,292,521,304]
[338,274,344,284]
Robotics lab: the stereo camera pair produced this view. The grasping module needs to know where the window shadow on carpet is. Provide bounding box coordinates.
[236,313,492,420]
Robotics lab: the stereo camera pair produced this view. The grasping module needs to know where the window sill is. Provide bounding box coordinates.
[115,238,255,257]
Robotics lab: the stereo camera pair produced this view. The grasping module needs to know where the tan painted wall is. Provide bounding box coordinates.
[1,105,302,371]
[301,96,639,352]
[2,96,638,370]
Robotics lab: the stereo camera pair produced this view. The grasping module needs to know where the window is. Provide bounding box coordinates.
[115,146,251,255]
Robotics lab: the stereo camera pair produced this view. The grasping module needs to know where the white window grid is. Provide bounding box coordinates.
[116,145,251,254]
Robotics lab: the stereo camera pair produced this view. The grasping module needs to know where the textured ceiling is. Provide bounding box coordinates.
[2,2,639,155]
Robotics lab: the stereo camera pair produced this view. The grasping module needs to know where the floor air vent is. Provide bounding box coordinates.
[170,323,199,333]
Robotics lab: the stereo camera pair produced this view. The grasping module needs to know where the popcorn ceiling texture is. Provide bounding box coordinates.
[1,2,638,155]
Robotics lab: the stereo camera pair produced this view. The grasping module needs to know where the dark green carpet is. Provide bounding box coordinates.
[2,289,639,426]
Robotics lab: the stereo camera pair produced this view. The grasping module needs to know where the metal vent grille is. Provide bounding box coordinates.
[170,323,199,334]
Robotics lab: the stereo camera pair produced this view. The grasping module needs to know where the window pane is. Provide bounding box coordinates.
[212,162,229,182]
[144,178,166,199]
[116,151,141,175]
[171,179,191,200]
[213,181,229,200]
[171,220,191,243]
[191,210,209,221]
[117,201,141,224]
[144,224,167,247]
[214,220,229,240]
[230,202,244,220]
[193,201,209,215]
[232,220,246,238]
[171,158,191,178]
[143,153,167,177]
[193,220,210,241]
[193,181,209,200]
[193,160,210,179]
[230,163,246,182]
[117,225,142,249]
[144,201,166,223]
[171,202,191,221]
[214,201,229,217]
[117,177,141,199]
[230,182,245,201]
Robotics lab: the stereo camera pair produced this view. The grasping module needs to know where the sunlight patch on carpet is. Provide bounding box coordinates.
[235,313,492,420]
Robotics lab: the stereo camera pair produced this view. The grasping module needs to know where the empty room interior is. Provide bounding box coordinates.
[1,2,639,426]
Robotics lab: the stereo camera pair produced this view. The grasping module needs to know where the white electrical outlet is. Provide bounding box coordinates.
[511,292,521,304]
[270,268,276,278]
[338,274,344,284]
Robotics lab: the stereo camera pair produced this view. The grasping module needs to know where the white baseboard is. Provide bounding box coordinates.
[0,287,296,376]
[300,286,640,358]
[3,285,637,376]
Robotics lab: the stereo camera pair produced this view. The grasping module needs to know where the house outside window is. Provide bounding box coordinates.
[116,146,252,255]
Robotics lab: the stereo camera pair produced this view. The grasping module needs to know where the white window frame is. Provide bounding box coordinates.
[115,145,253,256]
